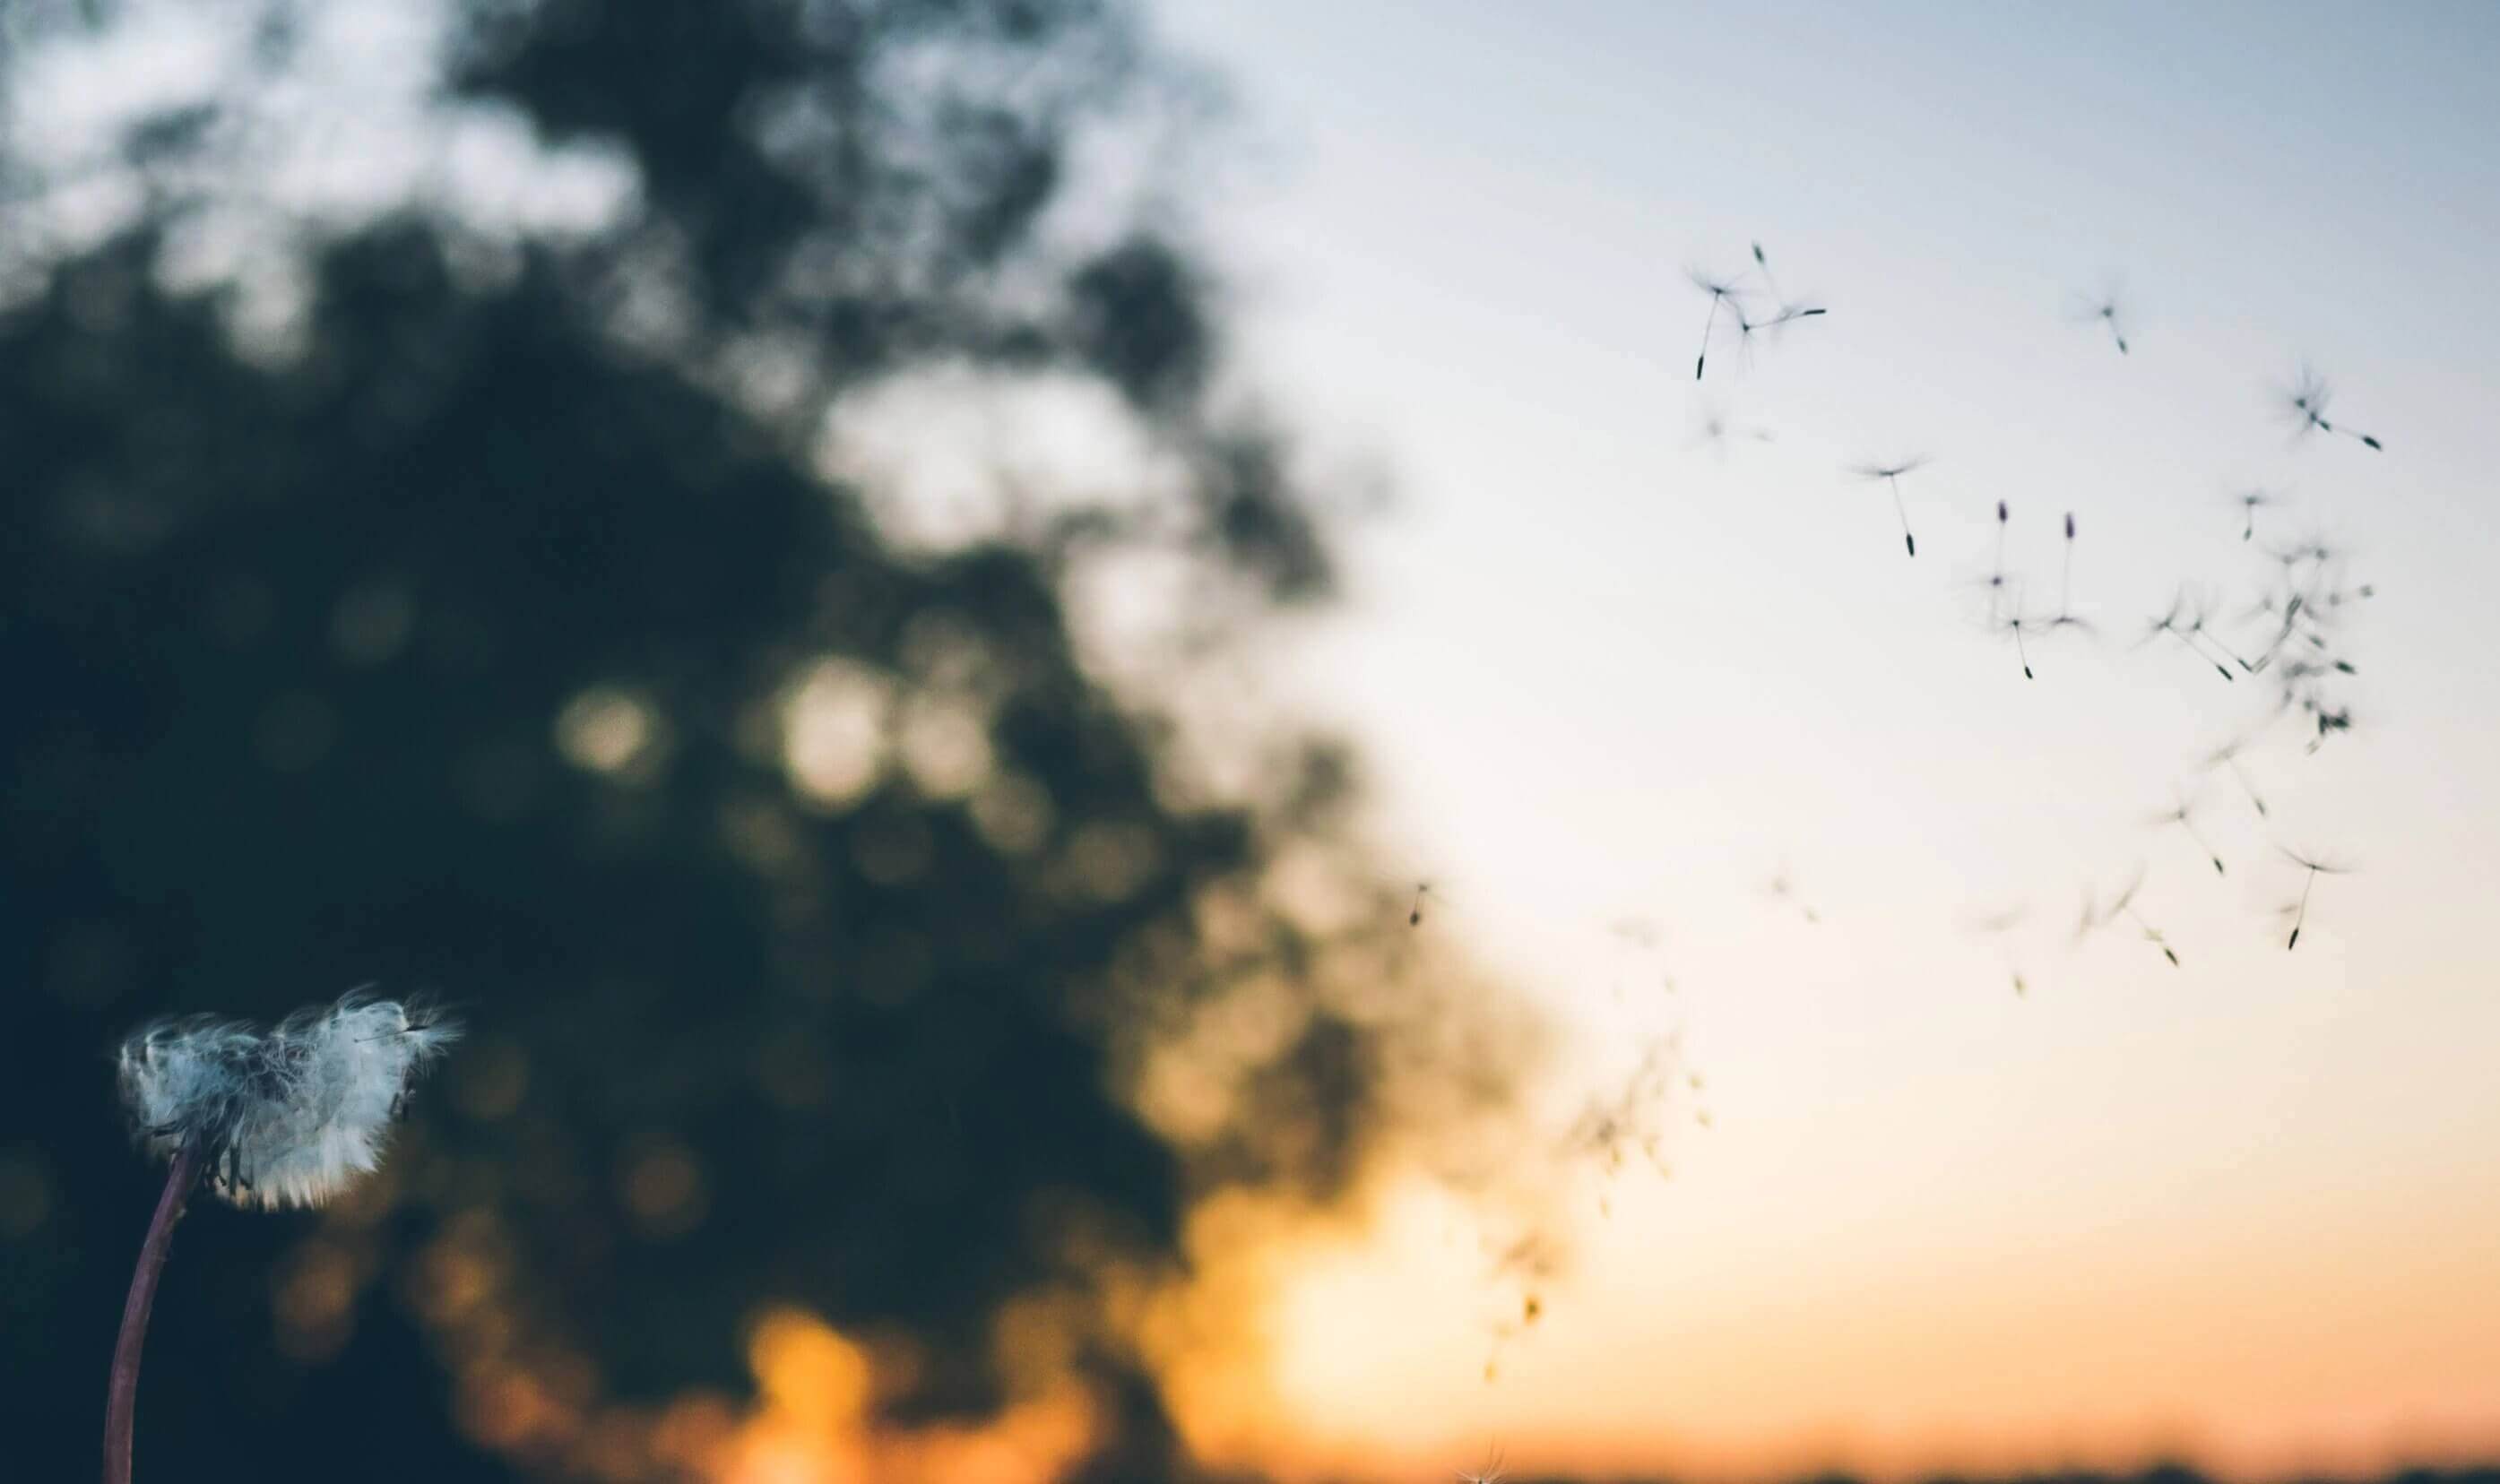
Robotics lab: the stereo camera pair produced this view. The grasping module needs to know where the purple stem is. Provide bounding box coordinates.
[104,1138,203,1484]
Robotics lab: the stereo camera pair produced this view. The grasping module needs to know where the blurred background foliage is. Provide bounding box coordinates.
[0,1,1535,1479]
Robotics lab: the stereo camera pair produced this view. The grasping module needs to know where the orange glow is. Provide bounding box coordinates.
[1157,1169,2500,1483]
[714,1307,1099,1484]
[413,1286,1105,1483]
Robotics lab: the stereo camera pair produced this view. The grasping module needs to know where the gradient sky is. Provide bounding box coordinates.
[20,3,2498,1479]
[1144,2,2500,1478]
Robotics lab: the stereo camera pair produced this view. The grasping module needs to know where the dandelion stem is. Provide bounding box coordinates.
[105,1137,203,1484]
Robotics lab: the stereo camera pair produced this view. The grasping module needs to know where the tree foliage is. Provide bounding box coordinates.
[0,3,1521,1479]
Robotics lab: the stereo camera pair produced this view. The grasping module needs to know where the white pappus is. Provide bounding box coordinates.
[116,992,459,1209]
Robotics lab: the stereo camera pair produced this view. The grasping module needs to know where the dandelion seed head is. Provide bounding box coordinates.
[116,991,458,1210]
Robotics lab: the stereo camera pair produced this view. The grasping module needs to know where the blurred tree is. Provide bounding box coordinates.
[0,1,1523,1480]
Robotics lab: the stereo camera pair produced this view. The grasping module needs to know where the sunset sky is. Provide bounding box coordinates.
[14,3,2499,1480]
[1146,1,2500,1477]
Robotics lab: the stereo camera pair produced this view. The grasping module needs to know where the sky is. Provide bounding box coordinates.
[1140,1,2500,1479]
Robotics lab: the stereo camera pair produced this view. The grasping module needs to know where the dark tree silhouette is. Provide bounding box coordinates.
[0,3,1525,1480]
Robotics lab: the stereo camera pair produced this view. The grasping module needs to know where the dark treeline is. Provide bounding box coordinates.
[1473,1471,2499,1484]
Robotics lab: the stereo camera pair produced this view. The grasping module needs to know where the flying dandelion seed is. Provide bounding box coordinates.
[2305,702,2356,753]
[1690,398,1776,456]
[2228,486,2283,542]
[2139,587,2238,683]
[2020,512,2098,649]
[1849,456,1931,557]
[1968,904,2027,936]
[2269,532,2340,574]
[105,993,457,1484]
[1985,582,2043,680]
[1733,305,1829,368]
[2173,597,2247,679]
[1688,267,1746,381]
[1966,902,2031,995]
[1749,240,1786,312]
[2201,735,2271,818]
[1749,240,1830,326]
[2148,783,2228,876]
[1977,499,2012,620]
[1730,287,1829,368]
[2279,845,2354,949]
[1608,914,1663,949]
[1764,864,1821,924]
[1562,1038,1681,1180]
[2057,512,2078,617]
[1486,1229,1563,1283]
[2068,279,2131,355]
[2234,592,2307,676]
[1475,1243,1560,1386]
[2077,867,2180,968]
[2278,363,2383,451]
[1963,532,2077,678]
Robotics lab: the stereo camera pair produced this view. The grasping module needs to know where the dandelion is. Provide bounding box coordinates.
[104,992,456,1484]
